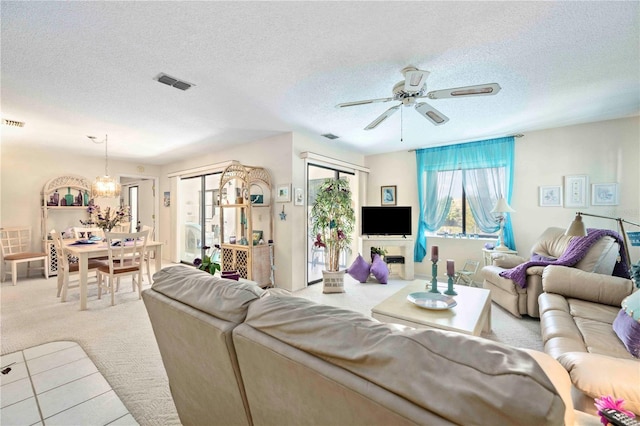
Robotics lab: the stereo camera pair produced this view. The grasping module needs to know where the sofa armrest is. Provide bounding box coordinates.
[491,253,527,269]
[557,352,640,416]
[542,265,633,306]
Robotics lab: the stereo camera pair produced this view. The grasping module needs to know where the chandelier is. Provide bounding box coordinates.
[89,134,121,198]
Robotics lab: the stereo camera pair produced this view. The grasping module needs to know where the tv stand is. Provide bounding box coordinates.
[360,237,414,280]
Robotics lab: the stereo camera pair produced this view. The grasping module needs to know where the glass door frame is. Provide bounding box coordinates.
[306,163,355,285]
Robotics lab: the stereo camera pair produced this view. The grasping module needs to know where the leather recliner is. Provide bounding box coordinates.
[481,227,620,318]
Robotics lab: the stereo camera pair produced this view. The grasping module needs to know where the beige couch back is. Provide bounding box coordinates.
[531,227,619,274]
[143,266,265,426]
[144,266,573,426]
[237,293,567,426]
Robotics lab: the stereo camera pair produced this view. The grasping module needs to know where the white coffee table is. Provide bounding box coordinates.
[371,280,492,336]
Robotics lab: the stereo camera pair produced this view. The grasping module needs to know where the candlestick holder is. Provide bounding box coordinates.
[444,275,457,296]
[428,261,440,293]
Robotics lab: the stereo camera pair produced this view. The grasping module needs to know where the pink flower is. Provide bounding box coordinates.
[313,233,326,248]
[594,396,635,426]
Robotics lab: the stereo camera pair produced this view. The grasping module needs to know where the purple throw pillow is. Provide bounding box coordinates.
[221,270,240,281]
[346,254,371,283]
[613,309,640,358]
[370,254,389,284]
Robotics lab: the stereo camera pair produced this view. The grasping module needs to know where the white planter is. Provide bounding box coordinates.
[322,270,346,294]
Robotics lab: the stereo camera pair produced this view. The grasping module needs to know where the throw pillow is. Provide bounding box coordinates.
[221,270,240,281]
[346,254,371,283]
[612,308,640,358]
[370,254,389,284]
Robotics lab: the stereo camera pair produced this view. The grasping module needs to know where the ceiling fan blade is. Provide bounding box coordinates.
[415,102,450,126]
[404,69,430,92]
[336,97,394,108]
[426,83,501,99]
[364,105,400,130]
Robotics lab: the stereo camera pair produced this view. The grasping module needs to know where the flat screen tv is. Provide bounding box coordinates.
[361,206,412,236]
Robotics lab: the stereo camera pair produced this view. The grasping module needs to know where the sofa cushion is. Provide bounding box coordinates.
[152,265,265,323]
[346,254,371,283]
[613,309,640,358]
[370,254,388,284]
[244,293,566,425]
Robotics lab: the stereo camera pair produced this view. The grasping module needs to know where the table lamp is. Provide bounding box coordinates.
[491,197,515,251]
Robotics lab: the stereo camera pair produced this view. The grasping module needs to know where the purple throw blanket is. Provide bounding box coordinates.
[499,229,630,288]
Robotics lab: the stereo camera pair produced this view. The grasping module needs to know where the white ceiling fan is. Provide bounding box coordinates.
[336,66,501,130]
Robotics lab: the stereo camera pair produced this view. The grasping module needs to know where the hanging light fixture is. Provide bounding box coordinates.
[89,134,121,198]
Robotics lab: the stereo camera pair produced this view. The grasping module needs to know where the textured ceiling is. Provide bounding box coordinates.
[1,1,638,165]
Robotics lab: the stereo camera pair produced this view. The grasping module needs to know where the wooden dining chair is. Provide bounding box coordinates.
[50,230,107,302]
[97,230,148,306]
[140,225,154,284]
[0,227,49,286]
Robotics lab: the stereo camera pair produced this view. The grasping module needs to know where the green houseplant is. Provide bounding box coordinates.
[311,178,355,292]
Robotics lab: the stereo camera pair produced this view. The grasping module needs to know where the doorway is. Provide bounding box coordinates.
[178,173,221,264]
[121,177,157,237]
[307,164,354,285]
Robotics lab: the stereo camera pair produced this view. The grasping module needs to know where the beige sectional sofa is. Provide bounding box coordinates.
[539,265,638,416]
[143,265,601,425]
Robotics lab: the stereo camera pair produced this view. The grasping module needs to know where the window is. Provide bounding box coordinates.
[414,136,515,262]
[431,170,498,238]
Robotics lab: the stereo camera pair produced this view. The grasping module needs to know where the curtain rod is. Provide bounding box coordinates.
[407,134,524,153]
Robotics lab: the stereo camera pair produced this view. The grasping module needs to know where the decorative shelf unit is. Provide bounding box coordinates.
[41,175,93,276]
[219,164,274,287]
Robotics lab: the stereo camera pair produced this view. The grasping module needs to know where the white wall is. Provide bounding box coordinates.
[365,116,640,281]
[0,145,161,248]
[157,131,366,291]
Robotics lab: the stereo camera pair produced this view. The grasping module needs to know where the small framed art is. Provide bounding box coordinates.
[591,183,619,206]
[276,184,291,202]
[539,186,562,207]
[564,175,588,208]
[381,185,397,206]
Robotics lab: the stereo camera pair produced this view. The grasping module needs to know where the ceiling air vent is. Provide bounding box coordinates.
[2,118,25,127]
[322,133,339,140]
[155,73,194,91]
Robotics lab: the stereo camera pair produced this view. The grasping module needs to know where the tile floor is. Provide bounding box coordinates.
[0,341,137,426]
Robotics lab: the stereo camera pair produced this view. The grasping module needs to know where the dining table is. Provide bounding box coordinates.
[64,238,164,310]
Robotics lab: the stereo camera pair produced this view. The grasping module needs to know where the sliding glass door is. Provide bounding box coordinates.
[179,173,221,264]
[307,164,354,285]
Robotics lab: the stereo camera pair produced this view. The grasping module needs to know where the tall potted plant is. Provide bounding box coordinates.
[311,177,355,293]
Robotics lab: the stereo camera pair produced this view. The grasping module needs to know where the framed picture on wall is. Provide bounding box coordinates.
[564,175,588,208]
[381,185,397,205]
[539,186,562,207]
[591,183,619,206]
[276,184,291,202]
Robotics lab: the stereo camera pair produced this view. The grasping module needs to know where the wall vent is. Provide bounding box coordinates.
[155,73,195,91]
[2,119,25,127]
[322,133,339,140]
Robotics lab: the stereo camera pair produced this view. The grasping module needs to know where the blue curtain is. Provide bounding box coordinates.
[414,136,515,262]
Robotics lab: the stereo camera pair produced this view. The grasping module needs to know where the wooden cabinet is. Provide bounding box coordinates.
[219,164,274,287]
[41,175,93,276]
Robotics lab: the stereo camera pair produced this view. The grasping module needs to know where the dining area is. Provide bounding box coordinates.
[51,228,163,310]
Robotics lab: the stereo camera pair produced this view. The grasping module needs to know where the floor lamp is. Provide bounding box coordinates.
[491,197,515,251]
[565,211,639,278]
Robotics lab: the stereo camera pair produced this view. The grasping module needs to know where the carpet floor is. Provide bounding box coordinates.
[1,267,542,425]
